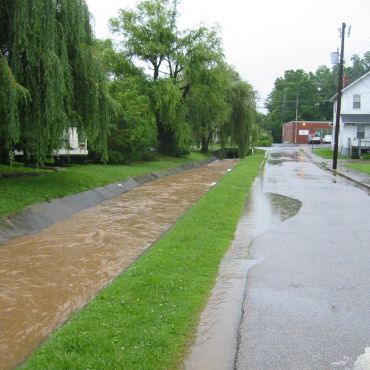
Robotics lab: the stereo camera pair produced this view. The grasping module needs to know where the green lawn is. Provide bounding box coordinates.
[312,147,347,160]
[0,152,210,217]
[0,163,51,175]
[21,154,264,370]
[359,153,370,160]
[346,162,370,175]
[312,148,334,159]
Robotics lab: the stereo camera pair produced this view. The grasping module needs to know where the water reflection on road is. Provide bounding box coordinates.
[0,159,237,370]
[237,148,370,370]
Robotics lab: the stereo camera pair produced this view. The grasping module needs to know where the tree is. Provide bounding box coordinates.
[0,52,28,162]
[263,51,370,143]
[186,62,231,153]
[346,52,370,81]
[266,69,321,123]
[0,0,116,164]
[253,112,273,147]
[265,69,325,142]
[220,76,256,157]
[229,80,256,157]
[310,65,337,120]
[111,0,180,155]
[95,39,157,163]
[111,0,224,156]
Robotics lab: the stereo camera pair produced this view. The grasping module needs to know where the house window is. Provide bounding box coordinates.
[353,94,361,109]
[357,125,365,139]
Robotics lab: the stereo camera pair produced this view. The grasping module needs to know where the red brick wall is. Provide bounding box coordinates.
[282,122,332,144]
[283,122,294,143]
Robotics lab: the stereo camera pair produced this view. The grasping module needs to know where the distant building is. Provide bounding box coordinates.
[331,71,370,157]
[282,121,332,144]
[14,127,88,161]
[52,127,88,158]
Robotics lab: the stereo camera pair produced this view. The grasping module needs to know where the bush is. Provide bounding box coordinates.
[255,136,273,147]
[107,98,157,164]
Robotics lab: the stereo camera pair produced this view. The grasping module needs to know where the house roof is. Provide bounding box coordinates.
[331,70,370,101]
[341,114,370,124]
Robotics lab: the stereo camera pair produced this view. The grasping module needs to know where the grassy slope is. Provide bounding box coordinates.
[21,154,264,370]
[0,153,209,217]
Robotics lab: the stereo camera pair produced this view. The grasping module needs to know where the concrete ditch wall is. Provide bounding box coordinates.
[0,157,216,245]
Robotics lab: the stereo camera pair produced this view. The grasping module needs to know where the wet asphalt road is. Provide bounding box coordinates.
[186,147,370,370]
[236,148,370,369]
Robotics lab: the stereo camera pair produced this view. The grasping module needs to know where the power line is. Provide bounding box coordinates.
[256,96,349,101]
[263,99,333,104]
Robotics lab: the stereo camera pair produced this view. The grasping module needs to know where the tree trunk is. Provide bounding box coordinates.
[154,67,159,80]
[200,131,213,153]
[200,135,208,153]
[0,148,10,164]
[156,112,177,156]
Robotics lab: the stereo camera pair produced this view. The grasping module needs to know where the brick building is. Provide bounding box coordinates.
[282,121,333,144]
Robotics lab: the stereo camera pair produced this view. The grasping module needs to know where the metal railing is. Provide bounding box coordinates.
[348,137,370,158]
[359,138,370,150]
[348,137,370,148]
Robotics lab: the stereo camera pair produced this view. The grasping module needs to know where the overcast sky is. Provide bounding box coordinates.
[86,0,370,109]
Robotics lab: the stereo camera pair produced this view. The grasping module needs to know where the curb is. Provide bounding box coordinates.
[327,167,370,191]
[0,157,217,245]
[303,150,370,191]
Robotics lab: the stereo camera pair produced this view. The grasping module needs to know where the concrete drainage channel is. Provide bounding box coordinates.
[0,157,216,245]
[0,157,239,370]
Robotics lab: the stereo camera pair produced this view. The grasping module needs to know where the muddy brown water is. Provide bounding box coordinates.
[0,159,237,370]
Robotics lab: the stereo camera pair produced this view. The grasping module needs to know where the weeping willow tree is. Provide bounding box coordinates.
[186,62,232,153]
[0,52,27,162]
[0,0,116,164]
[0,1,28,162]
[220,79,256,158]
[111,0,224,156]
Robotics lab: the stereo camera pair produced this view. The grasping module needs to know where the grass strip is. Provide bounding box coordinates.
[21,154,264,370]
[0,152,209,217]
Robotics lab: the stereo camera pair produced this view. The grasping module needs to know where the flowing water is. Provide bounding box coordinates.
[0,159,237,370]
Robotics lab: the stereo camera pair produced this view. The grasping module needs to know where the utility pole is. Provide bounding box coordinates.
[333,22,346,170]
[294,94,299,144]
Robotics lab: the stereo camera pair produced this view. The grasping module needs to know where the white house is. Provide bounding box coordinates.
[15,127,88,161]
[332,71,370,157]
[52,127,88,158]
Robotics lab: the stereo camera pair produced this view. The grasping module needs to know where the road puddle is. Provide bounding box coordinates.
[268,150,307,166]
[242,175,302,239]
[185,171,302,370]
[0,159,238,370]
